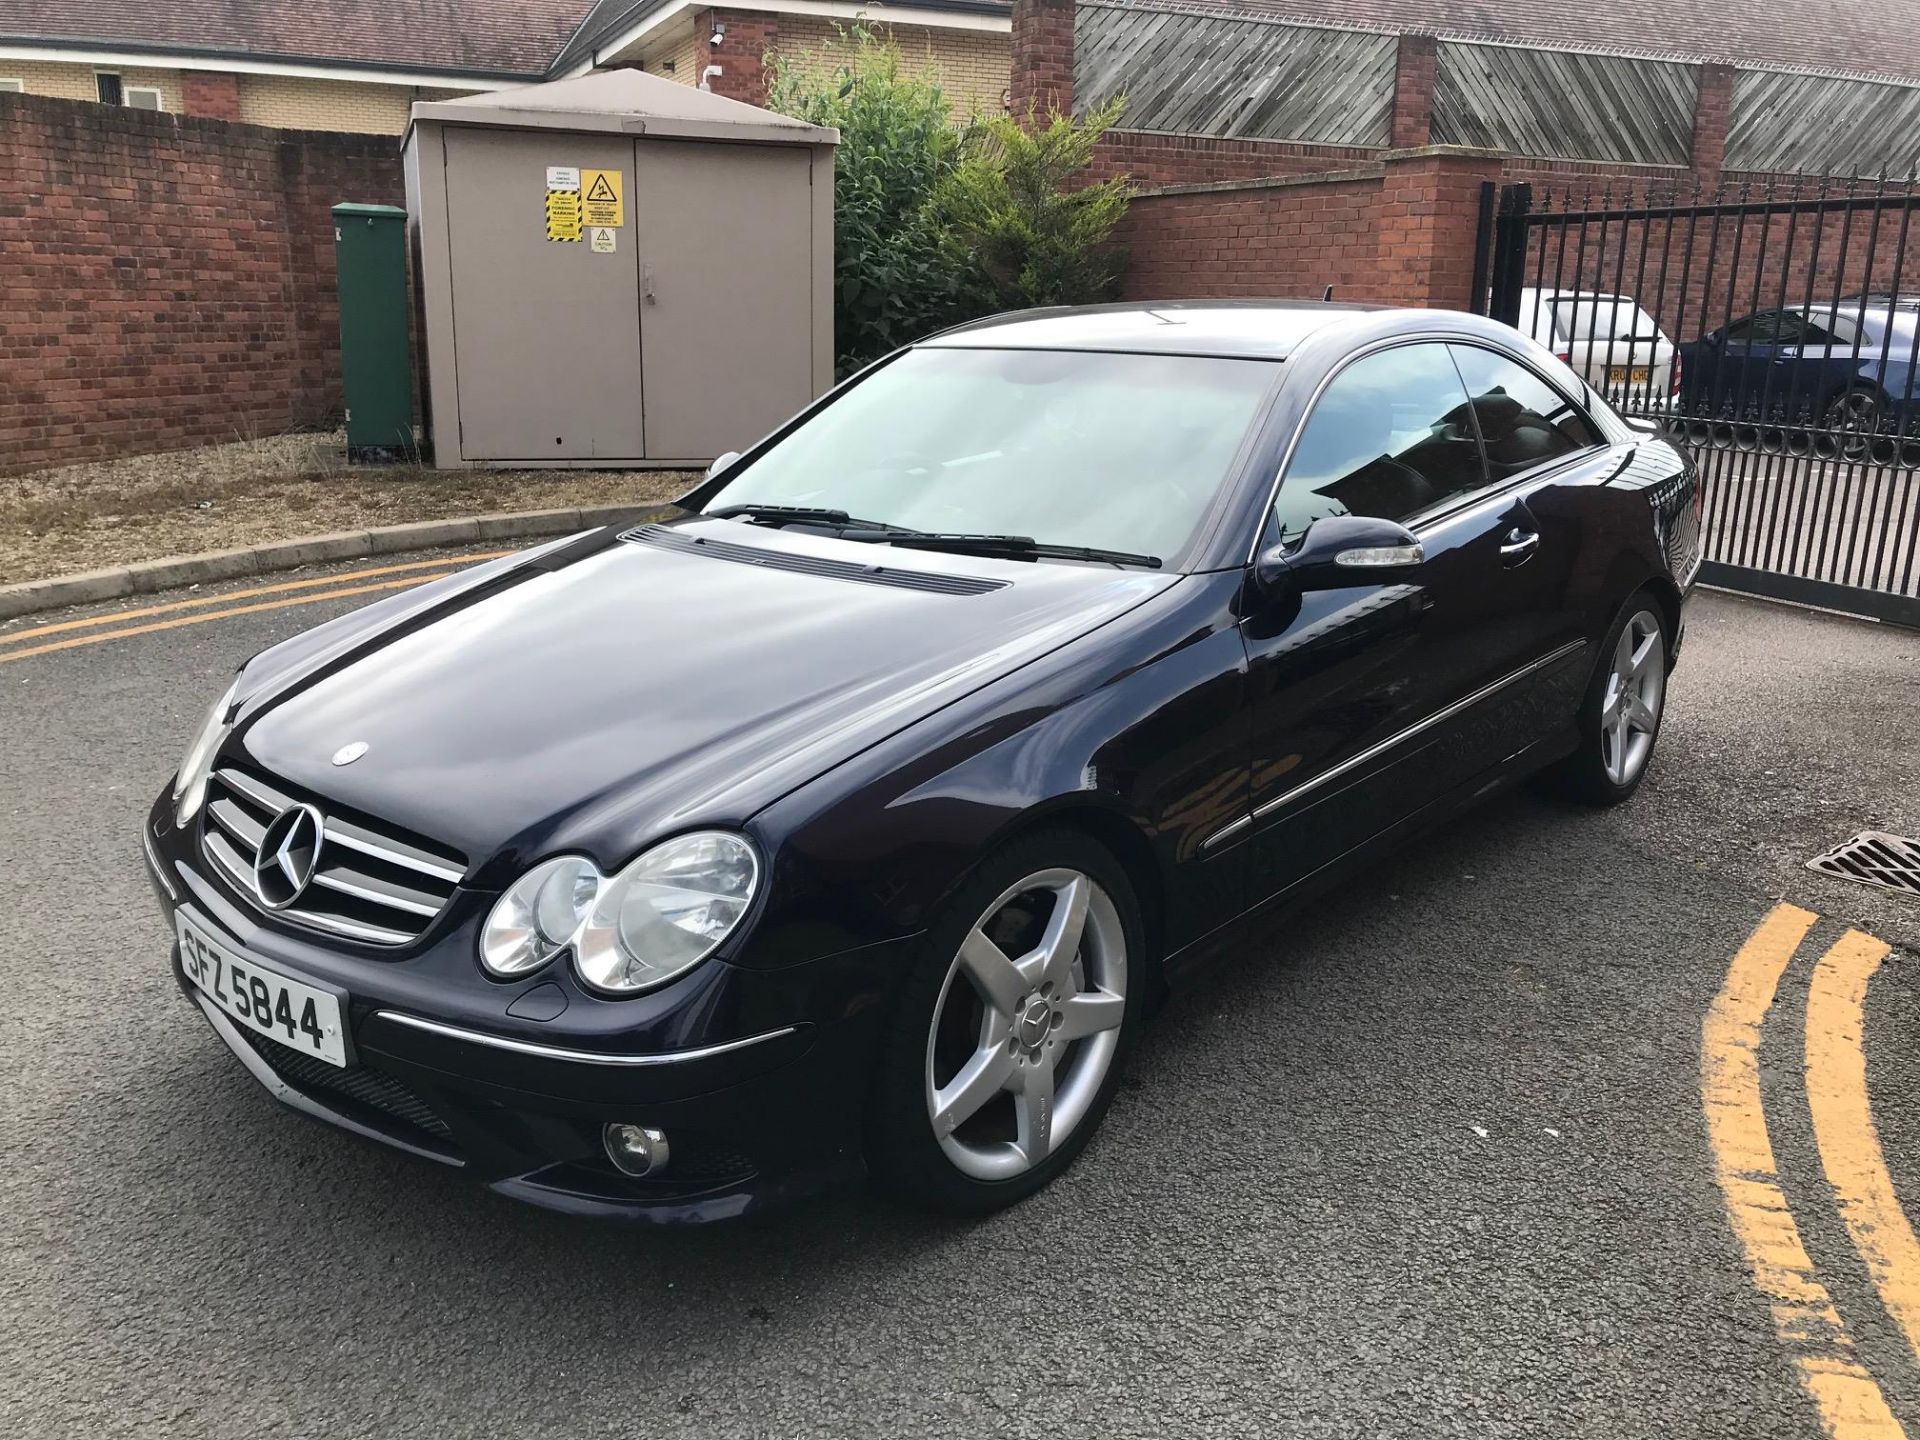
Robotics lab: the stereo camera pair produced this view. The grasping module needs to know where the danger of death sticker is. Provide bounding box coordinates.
[582,169,624,227]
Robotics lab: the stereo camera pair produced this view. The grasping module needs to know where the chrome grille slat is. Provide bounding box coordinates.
[202,767,467,948]
[217,768,292,813]
[310,867,442,918]
[321,820,465,884]
[207,797,266,849]
[203,828,257,895]
[281,908,417,946]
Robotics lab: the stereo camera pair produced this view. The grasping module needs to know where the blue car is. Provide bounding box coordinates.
[1678,298,1920,446]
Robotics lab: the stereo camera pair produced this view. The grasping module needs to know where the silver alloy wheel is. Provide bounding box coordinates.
[924,868,1127,1182]
[1827,390,1883,459]
[1600,609,1666,787]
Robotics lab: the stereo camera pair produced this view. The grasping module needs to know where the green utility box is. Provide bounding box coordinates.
[332,203,414,463]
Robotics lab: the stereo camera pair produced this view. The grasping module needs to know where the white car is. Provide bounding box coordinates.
[1518,289,1678,411]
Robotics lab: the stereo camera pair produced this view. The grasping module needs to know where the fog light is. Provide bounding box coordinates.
[603,1123,670,1177]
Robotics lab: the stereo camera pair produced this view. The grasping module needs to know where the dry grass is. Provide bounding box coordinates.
[0,430,699,585]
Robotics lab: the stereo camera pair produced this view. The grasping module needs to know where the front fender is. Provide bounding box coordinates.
[740,572,1250,970]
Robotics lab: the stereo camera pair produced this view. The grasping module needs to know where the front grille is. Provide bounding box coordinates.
[201,766,468,947]
[1808,831,1920,898]
[237,1024,455,1143]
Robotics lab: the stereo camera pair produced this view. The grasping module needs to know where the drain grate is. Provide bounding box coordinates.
[1807,831,1920,898]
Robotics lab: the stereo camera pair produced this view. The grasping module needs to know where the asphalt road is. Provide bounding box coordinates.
[3,558,1918,1439]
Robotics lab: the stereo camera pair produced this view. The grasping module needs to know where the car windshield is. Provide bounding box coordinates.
[1551,296,1662,341]
[701,346,1279,564]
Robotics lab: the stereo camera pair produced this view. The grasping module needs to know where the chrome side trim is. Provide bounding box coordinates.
[1249,638,1587,821]
[373,1011,802,1067]
[192,993,463,1168]
[1199,814,1253,853]
[143,828,179,901]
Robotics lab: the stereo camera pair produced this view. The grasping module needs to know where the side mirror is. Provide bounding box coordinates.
[1254,515,1425,595]
[706,450,742,481]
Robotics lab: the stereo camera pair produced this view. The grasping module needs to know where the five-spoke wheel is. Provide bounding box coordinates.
[926,868,1128,1181]
[868,830,1143,1214]
[1551,593,1671,805]
[1600,609,1665,788]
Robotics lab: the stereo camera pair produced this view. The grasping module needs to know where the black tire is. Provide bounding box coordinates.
[867,828,1147,1216]
[1548,591,1671,806]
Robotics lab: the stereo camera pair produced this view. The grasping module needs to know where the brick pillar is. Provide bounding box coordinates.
[182,71,242,121]
[1691,62,1734,190]
[1375,145,1506,309]
[1391,35,1436,149]
[694,8,779,106]
[1011,0,1074,123]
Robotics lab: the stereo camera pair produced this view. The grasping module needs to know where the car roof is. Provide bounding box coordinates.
[921,300,1388,360]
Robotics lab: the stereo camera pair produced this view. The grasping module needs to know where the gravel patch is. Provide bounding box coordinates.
[0,430,698,584]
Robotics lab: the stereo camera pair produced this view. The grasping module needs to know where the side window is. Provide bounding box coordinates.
[1272,344,1484,544]
[1448,345,1601,481]
[1725,312,1779,344]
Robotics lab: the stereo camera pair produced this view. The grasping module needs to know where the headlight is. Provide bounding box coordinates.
[478,855,601,978]
[477,832,760,994]
[172,677,240,827]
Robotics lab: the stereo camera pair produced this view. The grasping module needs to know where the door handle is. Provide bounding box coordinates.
[1500,528,1540,567]
[643,263,656,305]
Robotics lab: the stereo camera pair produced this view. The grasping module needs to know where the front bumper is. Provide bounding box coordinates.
[147,800,913,1224]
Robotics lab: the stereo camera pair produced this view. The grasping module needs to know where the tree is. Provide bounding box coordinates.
[766,29,975,375]
[935,101,1132,312]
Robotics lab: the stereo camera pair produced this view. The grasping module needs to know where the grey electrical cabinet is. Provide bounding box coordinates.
[403,70,837,469]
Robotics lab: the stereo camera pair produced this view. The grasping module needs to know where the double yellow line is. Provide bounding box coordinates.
[1707,903,1911,1436]
[0,552,512,666]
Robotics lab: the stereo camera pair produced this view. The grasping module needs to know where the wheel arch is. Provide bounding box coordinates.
[982,798,1172,1001]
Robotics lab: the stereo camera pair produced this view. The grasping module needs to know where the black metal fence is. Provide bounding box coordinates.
[1471,175,1920,629]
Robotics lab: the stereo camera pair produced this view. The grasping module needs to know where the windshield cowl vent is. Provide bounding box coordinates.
[619,525,1010,596]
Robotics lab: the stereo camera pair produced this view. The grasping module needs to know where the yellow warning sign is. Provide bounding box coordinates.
[582,169,624,227]
[545,189,582,243]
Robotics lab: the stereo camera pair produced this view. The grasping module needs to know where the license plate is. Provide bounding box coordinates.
[1608,366,1652,386]
[177,914,348,1068]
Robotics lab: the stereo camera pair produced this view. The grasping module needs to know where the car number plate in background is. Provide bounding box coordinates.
[177,914,348,1068]
[1608,366,1652,386]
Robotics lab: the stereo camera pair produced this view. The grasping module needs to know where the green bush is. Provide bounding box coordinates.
[935,101,1132,313]
[767,32,1132,374]
[766,29,974,377]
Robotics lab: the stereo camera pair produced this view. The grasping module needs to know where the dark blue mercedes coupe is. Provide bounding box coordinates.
[146,302,1699,1223]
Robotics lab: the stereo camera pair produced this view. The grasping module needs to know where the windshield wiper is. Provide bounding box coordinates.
[842,529,1162,570]
[707,503,853,526]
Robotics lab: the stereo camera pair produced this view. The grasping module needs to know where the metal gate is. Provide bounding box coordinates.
[1471,177,1920,628]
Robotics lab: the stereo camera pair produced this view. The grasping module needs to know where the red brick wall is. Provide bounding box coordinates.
[1691,63,1735,189]
[1011,0,1074,121]
[182,72,243,122]
[1391,35,1437,150]
[1117,169,1391,303]
[1091,131,1380,187]
[696,8,781,106]
[1115,148,1503,311]
[0,91,402,473]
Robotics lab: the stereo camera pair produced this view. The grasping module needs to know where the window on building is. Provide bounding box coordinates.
[96,72,123,105]
[0,79,23,94]
[126,87,163,111]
